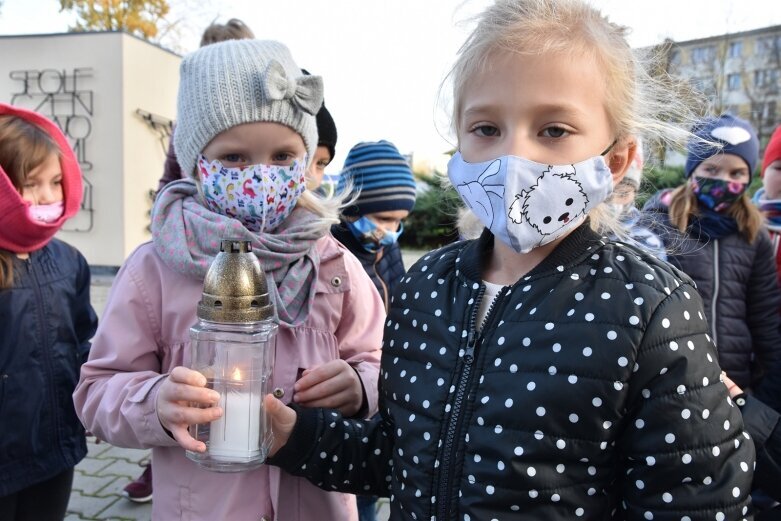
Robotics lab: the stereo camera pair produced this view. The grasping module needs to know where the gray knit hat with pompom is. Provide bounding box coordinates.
[174,39,324,177]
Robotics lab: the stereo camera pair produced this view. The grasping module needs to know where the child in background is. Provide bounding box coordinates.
[264,0,754,519]
[155,18,255,193]
[0,103,97,520]
[332,140,416,310]
[331,140,417,521]
[305,82,338,192]
[643,114,781,394]
[607,138,666,260]
[753,125,781,285]
[74,40,384,521]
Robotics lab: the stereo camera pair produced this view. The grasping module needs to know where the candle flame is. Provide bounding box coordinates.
[231,367,242,381]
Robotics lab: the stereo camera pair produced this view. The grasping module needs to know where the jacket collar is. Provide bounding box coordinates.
[457,221,604,284]
[331,221,381,263]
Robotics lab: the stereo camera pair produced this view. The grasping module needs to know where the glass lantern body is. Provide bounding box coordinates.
[186,319,276,472]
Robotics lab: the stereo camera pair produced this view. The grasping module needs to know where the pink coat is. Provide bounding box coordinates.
[74,236,384,521]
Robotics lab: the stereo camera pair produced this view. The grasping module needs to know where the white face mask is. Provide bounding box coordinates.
[448,151,614,253]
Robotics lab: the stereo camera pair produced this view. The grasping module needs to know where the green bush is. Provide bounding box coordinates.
[401,177,463,249]
[636,165,685,208]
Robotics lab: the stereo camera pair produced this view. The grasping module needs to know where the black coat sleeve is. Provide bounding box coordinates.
[619,283,754,520]
[737,395,781,503]
[268,404,396,497]
[747,231,781,386]
[74,252,98,364]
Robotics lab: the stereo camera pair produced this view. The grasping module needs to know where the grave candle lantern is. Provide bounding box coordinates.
[186,239,276,472]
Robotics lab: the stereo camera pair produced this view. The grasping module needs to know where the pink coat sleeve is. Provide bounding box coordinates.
[335,249,385,419]
[72,246,181,449]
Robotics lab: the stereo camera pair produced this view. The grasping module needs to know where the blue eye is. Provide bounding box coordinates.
[473,125,499,137]
[273,153,293,163]
[541,127,567,138]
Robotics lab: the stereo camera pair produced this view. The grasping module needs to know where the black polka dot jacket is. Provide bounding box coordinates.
[271,224,755,520]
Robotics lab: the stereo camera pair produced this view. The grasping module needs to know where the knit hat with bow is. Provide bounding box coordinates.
[174,39,324,178]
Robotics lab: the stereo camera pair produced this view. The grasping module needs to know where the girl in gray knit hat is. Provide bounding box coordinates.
[74,39,383,521]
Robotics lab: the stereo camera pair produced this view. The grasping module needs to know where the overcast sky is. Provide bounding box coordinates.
[1,0,779,172]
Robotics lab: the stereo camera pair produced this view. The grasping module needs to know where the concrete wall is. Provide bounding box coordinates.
[0,32,180,267]
[121,34,180,257]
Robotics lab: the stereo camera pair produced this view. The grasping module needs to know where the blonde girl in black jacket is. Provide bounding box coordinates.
[642,114,781,395]
[261,1,755,519]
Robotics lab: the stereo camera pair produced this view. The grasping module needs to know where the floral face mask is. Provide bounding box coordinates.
[197,155,307,232]
[691,176,747,213]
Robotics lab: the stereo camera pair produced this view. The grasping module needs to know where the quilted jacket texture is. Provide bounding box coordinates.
[642,191,781,391]
[272,224,755,520]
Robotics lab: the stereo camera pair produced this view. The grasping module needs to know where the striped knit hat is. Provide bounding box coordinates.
[338,140,417,216]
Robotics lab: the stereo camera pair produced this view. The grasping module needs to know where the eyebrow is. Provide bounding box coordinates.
[462,102,587,120]
[701,159,748,172]
[26,171,62,180]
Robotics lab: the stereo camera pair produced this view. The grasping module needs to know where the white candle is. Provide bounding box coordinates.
[209,367,262,462]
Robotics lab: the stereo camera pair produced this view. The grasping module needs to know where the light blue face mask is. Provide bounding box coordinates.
[448,151,614,253]
[346,216,404,253]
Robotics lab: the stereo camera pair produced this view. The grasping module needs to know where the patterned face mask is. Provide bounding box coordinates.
[448,151,614,253]
[28,201,64,223]
[346,216,404,253]
[691,176,747,213]
[197,155,307,232]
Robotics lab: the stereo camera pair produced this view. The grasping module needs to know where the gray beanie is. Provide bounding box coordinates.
[174,39,324,178]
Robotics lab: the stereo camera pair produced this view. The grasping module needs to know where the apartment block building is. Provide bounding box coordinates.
[659,24,781,148]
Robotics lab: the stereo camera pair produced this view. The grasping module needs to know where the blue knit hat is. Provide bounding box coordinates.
[685,114,759,179]
[338,140,417,216]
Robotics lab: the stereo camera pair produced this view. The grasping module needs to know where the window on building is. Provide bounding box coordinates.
[669,49,681,66]
[728,41,743,58]
[752,101,777,122]
[756,35,781,55]
[691,46,715,64]
[754,69,780,92]
[727,73,742,91]
[690,77,716,95]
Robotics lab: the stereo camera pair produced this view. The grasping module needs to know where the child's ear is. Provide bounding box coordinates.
[606,138,637,185]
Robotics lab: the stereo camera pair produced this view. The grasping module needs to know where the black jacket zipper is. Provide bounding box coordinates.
[436,283,507,520]
[26,257,61,444]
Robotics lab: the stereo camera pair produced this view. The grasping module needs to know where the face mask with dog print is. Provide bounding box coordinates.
[448,151,614,253]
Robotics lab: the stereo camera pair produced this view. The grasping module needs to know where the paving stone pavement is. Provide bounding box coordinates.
[66,437,391,520]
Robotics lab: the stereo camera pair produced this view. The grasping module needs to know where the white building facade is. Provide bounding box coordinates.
[0,31,180,267]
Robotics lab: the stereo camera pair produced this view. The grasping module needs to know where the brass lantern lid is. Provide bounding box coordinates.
[197,239,274,323]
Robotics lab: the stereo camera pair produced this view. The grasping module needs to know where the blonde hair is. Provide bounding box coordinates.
[0,115,60,289]
[667,183,763,243]
[448,0,697,238]
[294,189,345,233]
